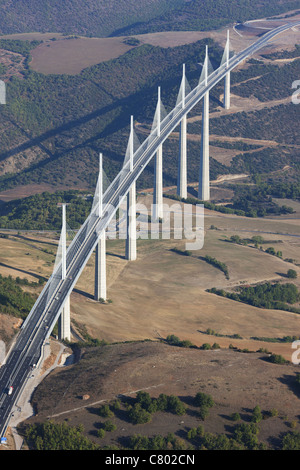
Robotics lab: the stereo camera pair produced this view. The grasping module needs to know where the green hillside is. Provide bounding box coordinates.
[113,0,300,35]
[0,0,184,37]
[0,37,226,192]
[0,0,299,37]
[1,37,299,194]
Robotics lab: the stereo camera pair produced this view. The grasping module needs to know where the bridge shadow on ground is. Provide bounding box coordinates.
[0,69,206,189]
[10,233,59,247]
[106,251,126,260]
[72,287,94,300]
[0,262,47,282]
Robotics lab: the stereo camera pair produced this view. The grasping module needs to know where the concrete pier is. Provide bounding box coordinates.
[94,234,106,301]
[153,87,163,220]
[177,64,187,199]
[177,114,187,199]
[125,181,137,260]
[198,47,210,201]
[58,203,71,341]
[224,30,231,110]
[153,145,163,220]
[94,153,107,301]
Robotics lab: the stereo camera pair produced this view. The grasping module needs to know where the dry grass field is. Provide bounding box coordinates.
[4,198,297,449]
[1,196,299,360]
[29,37,134,75]
[70,218,300,360]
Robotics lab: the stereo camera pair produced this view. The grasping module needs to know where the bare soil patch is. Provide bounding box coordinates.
[0,49,26,80]
[29,37,134,75]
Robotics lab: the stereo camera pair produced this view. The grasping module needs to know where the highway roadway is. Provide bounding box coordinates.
[0,20,299,439]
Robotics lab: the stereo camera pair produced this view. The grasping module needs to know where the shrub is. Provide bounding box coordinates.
[136,391,152,409]
[156,393,168,411]
[197,406,210,421]
[110,399,121,410]
[128,403,152,425]
[98,404,114,418]
[233,422,260,450]
[251,405,263,423]
[97,429,105,438]
[194,392,214,408]
[166,395,186,415]
[270,408,278,417]
[269,353,288,364]
[165,334,195,348]
[103,420,117,432]
[282,431,300,450]
[231,412,241,422]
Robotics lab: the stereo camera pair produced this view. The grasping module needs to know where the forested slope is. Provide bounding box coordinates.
[113,0,300,35]
[0,0,299,37]
[0,12,299,202]
[0,0,184,37]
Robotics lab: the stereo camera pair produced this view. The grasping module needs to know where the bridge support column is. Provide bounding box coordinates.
[177,64,187,200]
[58,297,71,342]
[153,87,163,221]
[125,117,137,260]
[94,234,106,301]
[224,71,230,110]
[177,114,187,199]
[153,145,163,220]
[94,153,107,301]
[58,203,71,342]
[126,181,137,260]
[198,47,210,201]
[198,90,210,201]
[224,30,231,110]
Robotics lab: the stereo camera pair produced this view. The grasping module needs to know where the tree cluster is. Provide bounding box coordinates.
[208,282,300,313]
[0,274,36,318]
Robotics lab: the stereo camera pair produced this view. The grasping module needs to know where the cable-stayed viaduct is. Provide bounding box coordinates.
[0,21,299,439]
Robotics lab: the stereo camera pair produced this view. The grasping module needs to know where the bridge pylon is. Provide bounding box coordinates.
[153,86,163,221]
[126,116,137,260]
[198,46,210,201]
[224,30,231,110]
[58,203,71,341]
[177,64,187,200]
[94,153,107,301]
